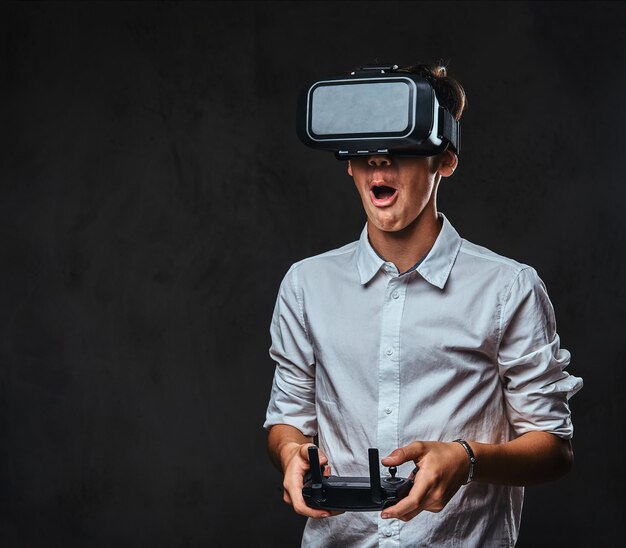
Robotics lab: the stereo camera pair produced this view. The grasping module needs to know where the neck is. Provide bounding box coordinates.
[367,206,442,273]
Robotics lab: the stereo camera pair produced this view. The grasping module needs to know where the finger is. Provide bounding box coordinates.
[283,490,293,505]
[317,449,330,467]
[299,443,315,461]
[300,444,330,467]
[397,508,422,522]
[294,504,334,519]
[381,441,424,467]
[290,489,341,519]
[286,481,333,519]
[381,476,432,520]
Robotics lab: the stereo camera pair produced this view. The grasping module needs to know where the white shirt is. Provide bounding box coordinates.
[264,213,582,548]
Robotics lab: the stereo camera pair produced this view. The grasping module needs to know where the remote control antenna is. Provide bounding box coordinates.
[308,446,324,502]
[368,448,382,505]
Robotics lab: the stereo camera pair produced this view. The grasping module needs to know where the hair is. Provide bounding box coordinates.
[398,62,467,121]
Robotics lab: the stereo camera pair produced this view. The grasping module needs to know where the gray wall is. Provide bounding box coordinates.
[1,1,624,546]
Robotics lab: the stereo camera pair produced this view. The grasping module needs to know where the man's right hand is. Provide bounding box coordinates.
[280,442,342,518]
[268,425,342,519]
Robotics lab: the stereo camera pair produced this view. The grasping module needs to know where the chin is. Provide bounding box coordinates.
[372,219,405,233]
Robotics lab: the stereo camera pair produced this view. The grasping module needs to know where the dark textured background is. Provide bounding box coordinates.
[1,1,624,546]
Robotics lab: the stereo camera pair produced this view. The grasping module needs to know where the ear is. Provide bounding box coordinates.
[347,160,353,177]
[437,150,458,178]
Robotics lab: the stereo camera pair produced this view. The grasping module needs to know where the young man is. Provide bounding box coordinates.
[263,64,582,547]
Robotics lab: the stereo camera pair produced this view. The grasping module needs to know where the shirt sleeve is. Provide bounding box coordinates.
[263,264,318,436]
[497,267,583,439]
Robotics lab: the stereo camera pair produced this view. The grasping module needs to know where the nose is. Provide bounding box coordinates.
[367,154,392,168]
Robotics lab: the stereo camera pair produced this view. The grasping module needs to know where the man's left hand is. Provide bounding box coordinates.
[380,441,470,522]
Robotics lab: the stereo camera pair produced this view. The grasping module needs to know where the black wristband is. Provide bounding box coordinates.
[453,439,476,485]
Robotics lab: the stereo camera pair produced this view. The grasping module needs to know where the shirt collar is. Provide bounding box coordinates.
[355,212,462,289]
[356,225,386,285]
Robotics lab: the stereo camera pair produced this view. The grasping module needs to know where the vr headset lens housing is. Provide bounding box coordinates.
[311,81,412,135]
[297,67,460,159]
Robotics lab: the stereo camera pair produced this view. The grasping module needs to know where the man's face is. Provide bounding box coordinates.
[348,152,455,234]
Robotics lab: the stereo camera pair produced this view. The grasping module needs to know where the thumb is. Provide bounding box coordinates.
[300,444,329,466]
[381,441,425,466]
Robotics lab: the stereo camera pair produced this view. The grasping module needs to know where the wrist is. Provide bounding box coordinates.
[453,439,477,485]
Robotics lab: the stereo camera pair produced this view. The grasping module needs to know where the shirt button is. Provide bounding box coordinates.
[392,290,399,299]
[385,407,392,415]
[385,347,394,356]
[383,528,393,537]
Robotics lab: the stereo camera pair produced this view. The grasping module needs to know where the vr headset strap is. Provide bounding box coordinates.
[438,107,461,155]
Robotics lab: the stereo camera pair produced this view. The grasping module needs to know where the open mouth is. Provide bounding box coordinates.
[370,184,398,206]
[372,185,396,200]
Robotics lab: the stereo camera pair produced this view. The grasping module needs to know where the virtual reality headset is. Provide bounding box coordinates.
[296,64,460,160]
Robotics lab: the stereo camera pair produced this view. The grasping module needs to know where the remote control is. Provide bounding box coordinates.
[302,446,414,512]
